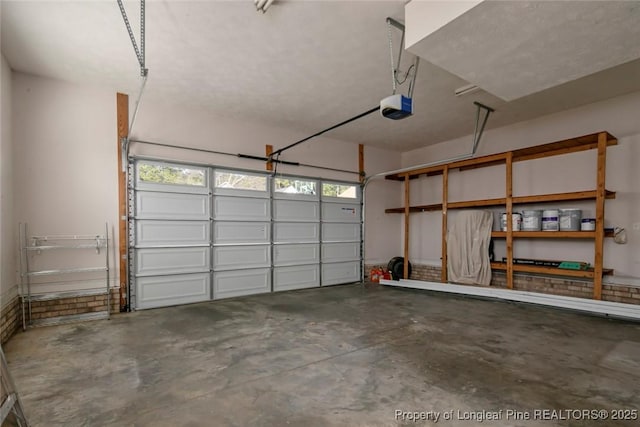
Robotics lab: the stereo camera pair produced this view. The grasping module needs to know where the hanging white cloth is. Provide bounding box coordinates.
[447,210,493,286]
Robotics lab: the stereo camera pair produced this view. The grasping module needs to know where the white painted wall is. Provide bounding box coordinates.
[12,73,119,293]
[1,53,16,307]
[10,73,402,295]
[400,91,640,279]
[362,146,402,265]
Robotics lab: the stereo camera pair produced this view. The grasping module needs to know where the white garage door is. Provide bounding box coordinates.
[129,160,361,309]
[131,162,211,309]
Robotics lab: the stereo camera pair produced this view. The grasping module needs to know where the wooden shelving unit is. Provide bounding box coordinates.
[384,131,617,299]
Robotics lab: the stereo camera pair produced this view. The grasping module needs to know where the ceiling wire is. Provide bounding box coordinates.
[272,153,281,176]
[269,106,379,160]
[129,74,148,137]
[386,17,420,99]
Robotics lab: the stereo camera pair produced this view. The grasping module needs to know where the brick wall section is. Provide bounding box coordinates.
[1,289,120,344]
[492,271,595,299]
[602,284,640,304]
[374,262,640,306]
[1,296,21,345]
[365,263,442,282]
[28,288,120,321]
[409,264,442,282]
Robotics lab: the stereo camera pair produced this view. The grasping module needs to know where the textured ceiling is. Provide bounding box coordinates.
[408,1,640,101]
[2,1,640,152]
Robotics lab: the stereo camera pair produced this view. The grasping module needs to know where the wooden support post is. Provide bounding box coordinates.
[505,152,514,289]
[593,132,607,300]
[266,145,273,172]
[116,93,129,311]
[441,166,449,282]
[358,144,365,184]
[403,174,410,279]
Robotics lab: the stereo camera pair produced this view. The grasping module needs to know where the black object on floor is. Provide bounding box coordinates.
[388,257,412,280]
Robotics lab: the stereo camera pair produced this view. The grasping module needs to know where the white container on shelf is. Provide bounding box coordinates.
[581,218,596,231]
[542,209,559,231]
[522,210,543,231]
[559,209,582,231]
[501,213,522,231]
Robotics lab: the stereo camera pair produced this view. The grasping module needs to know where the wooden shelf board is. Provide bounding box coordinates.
[513,190,615,204]
[385,203,442,214]
[458,159,505,172]
[403,165,446,179]
[490,262,613,278]
[386,190,616,215]
[492,230,614,238]
[385,174,420,181]
[448,198,506,209]
[492,231,595,238]
[511,132,617,162]
[447,153,508,171]
[384,132,616,180]
[385,166,448,181]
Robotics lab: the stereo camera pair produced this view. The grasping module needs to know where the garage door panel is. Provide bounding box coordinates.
[274,222,320,243]
[136,273,210,309]
[274,265,319,291]
[214,196,270,221]
[136,181,209,195]
[273,243,319,266]
[214,245,270,270]
[136,191,210,220]
[322,242,360,263]
[322,223,360,242]
[273,200,320,222]
[322,261,360,286]
[214,222,270,244]
[214,268,271,299]
[135,247,210,276]
[136,220,210,247]
[322,203,360,223]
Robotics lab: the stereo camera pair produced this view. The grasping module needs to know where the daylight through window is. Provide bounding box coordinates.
[215,171,267,191]
[138,163,206,186]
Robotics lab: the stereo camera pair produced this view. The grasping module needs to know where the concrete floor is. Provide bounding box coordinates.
[4,284,640,427]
